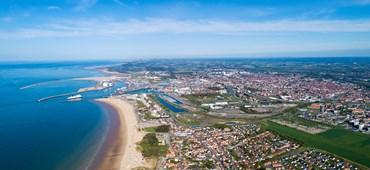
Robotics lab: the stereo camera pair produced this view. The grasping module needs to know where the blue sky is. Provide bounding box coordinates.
[0,0,370,60]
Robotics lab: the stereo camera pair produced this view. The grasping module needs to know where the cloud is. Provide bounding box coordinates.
[0,16,12,22]
[113,0,125,6]
[47,6,60,10]
[74,0,98,11]
[299,8,336,19]
[353,0,370,4]
[1,18,370,38]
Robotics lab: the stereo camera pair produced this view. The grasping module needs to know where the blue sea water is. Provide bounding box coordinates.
[0,62,117,170]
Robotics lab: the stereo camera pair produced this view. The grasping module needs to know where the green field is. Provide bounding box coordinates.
[138,133,168,158]
[264,121,370,168]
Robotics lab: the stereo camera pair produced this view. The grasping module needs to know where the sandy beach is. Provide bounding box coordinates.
[95,97,150,170]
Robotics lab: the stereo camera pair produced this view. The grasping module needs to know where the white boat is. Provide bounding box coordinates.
[67,94,82,100]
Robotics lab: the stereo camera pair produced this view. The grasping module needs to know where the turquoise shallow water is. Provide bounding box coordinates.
[0,62,116,170]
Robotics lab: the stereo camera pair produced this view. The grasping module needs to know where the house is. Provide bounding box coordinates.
[310,103,321,110]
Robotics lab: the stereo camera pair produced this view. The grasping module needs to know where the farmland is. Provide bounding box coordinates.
[264,121,370,168]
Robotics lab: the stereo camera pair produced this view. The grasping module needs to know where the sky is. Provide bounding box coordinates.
[0,0,370,61]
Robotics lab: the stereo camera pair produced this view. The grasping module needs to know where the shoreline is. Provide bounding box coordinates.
[95,97,150,170]
[90,100,124,170]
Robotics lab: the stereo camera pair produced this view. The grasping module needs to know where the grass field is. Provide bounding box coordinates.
[264,121,370,168]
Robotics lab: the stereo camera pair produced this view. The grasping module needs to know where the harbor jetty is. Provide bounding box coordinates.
[37,92,78,102]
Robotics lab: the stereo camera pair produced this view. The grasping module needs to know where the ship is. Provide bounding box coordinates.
[67,94,82,101]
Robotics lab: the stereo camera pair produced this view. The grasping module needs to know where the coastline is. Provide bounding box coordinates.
[95,97,150,170]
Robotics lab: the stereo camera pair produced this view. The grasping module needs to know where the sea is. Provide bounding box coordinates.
[0,61,121,170]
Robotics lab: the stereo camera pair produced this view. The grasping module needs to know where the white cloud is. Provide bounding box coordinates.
[75,0,98,11]
[47,6,60,10]
[1,16,13,22]
[352,0,370,4]
[1,18,370,38]
[113,0,125,6]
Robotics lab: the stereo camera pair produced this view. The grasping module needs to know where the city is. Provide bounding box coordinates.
[100,58,370,169]
[1,0,370,170]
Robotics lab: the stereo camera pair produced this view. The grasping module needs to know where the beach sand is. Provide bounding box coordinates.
[96,97,151,170]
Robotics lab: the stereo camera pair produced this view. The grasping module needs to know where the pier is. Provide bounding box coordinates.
[37,92,78,102]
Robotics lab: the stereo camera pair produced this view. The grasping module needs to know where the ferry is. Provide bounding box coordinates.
[67,94,82,101]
